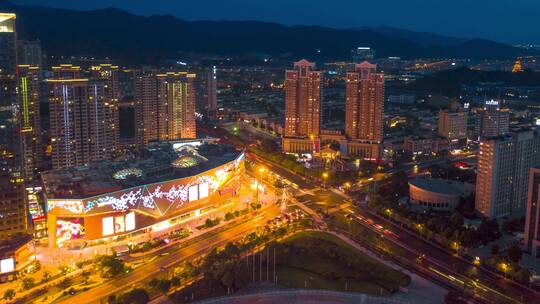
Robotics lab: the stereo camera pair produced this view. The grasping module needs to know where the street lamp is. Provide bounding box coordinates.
[344,182,351,193]
[322,172,329,190]
[500,262,509,278]
[258,167,266,204]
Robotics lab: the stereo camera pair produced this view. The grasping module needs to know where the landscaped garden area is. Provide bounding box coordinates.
[275,231,410,296]
[169,230,410,303]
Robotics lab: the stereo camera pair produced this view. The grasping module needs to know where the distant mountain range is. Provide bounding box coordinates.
[0,1,537,65]
[351,26,468,47]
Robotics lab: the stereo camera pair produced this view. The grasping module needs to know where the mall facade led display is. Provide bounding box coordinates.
[45,152,245,247]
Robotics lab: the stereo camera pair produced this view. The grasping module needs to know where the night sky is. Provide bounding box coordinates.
[11,0,540,44]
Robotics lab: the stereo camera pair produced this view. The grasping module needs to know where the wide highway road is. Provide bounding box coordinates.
[60,204,281,304]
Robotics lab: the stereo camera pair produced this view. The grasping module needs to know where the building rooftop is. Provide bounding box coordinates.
[409,178,467,196]
[0,235,32,257]
[41,139,240,199]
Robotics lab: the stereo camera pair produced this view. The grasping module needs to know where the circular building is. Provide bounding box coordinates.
[408,178,474,212]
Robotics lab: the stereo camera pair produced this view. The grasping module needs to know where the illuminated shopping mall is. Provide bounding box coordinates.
[41,139,245,248]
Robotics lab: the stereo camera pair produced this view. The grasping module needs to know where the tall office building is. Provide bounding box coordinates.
[134,71,197,145]
[479,99,510,139]
[91,64,120,152]
[0,172,27,239]
[282,60,321,153]
[156,72,197,140]
[134,71,158,146]
[206,66,218,119]
[17,39,42,67]
[284,59,321,138]
[345,61,383,142]
[524,168,540,257]
[438,110,468,140]
[344,61,384,159]
[17,65,41,179]
[0,13,18,172]
[47,64,115,169]
[475,130,540,218]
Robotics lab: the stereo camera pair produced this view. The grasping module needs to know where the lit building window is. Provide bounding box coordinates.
[102,216,114,236]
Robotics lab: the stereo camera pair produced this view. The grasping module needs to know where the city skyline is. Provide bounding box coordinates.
[1,6,540,304]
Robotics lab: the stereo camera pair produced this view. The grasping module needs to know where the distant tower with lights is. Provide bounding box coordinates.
[47,64,115,169]
[17,65,42,179]
[344,61,384,160]
[476,130,540,218]
[134,71,197,146]
[0,13,19,172]
[282,59,322,154]
[206,66,218,119]
[512,57,523,73]
[479,99,510,139]
[91,64,120,152]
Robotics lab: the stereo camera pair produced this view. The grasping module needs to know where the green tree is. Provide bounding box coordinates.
[34,260,41,272]
[21,277,35,290]
[477,219,500,243]
[107,294,117,304]
[507,245,523,264]
[450,212,464,228]
[95,255,126,278]
[467,267,478,280]
[148,278,160,290]
[3,289,15,301]
[426,218,438,231]
[57,277,73,290]
[120,288,150,304]
[59,264,70,275]
[515,268,531,284]
[170,276,181,287]
[205,218,215,228]
[41,270,52,283]
[443,227,454,239]
[458,230,477,248]
[223,242,241,258]
[221,269,235,290]
[491,244,500,256]
[158,279,171,294]
[452,230,461,241]
[260,139,278,153]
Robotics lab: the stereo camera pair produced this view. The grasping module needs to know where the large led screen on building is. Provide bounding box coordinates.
[102,212,136,237]
[0,258,14,274]
[56,218,85,243]
[115,215,125,234]
[102,216,114,236]
[79,152,244,217]
[125,211,135,231]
